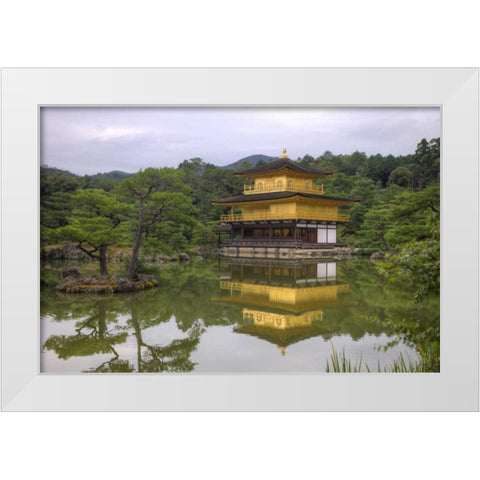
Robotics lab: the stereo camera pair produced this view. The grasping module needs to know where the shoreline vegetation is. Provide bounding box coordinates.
[41,138,440,301]
[41,243,368,293]
[326,341,439,373]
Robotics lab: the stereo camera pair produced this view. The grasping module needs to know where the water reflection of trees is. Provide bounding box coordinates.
[153,263,242,330]
[42,292,205,373]
[41,262,240,372]
[43,298,130,369]
[41,259,440,372]
[127,296,204,373]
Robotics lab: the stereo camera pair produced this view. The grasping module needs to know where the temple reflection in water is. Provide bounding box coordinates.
[213,259,354,355]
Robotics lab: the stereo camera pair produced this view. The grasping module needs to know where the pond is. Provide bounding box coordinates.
[40,257,440,373]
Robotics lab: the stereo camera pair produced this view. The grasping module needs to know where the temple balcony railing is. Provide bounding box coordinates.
[219,238,340,249]
[220,211,350,223]
[243,184,324,195]
[220,238,309,248]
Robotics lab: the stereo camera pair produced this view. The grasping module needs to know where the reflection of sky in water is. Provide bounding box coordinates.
[41,315,417,374]
[191,328,416,373]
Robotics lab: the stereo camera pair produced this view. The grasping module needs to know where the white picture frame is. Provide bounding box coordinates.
[1,68,478,411]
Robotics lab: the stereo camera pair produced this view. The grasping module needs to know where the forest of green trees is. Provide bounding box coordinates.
[41,138,440,298]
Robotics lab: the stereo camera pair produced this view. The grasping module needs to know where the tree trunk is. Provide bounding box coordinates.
[98,303,106,339]
[380,232,390,252]
[99,245,108,276]
[129,299,143,372]
[127,199,144,279]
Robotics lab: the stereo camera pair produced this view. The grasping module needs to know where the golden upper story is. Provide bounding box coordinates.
[238,149,330,195]
[243,176,325,195]
[212,150,357,223]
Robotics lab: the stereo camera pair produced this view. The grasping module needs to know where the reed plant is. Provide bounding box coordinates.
[325,341,436,373]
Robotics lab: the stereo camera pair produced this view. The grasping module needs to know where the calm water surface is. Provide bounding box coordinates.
[40,258,439,373]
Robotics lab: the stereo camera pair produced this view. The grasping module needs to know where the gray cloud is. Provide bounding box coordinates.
[41,107,441,175]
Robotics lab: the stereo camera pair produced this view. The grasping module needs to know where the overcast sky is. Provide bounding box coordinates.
[40,107,440,175]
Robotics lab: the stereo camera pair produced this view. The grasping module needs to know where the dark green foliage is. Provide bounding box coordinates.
[341,177,379,235]
[388,166,413,187]
[41,192,76,244]
[53,189,131,274]
[377,217,440,302]
[179,158,244,222]
[355,183,439,255]
[299,140,438,191]
[320,172,354,196]
[83,170,133,191]
[40,167,85,243]
[192,222,217,254]
[410,138,440,189]
[357,204,394,251]
[40,166,83,200]
[118,168,193,277]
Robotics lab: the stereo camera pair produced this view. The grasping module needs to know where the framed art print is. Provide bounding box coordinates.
[1,68,478,411]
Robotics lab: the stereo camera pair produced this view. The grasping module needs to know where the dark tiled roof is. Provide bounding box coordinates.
[212,191,358,204]
[236,158,332,177]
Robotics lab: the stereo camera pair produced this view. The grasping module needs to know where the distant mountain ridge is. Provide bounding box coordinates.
[90,170,133,181]
[221,154,278,170]
[41,166,134,181]
[40,165,78,177]
[40,153,280,178]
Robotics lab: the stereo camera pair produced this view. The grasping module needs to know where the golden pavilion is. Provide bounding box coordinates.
[212,149,357,256]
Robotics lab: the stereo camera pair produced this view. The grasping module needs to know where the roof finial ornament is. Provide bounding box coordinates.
[279,148,289,159]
